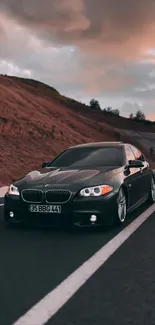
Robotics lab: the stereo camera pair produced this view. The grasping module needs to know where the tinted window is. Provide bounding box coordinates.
[48,146,123,168]
[126,146,135,161]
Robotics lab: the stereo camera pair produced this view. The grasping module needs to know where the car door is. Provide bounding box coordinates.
[130,145,152,198]
[124,145,143,208]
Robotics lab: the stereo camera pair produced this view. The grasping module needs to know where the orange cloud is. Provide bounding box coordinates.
[1,0,155,59]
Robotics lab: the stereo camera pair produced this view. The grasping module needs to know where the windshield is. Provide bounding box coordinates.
[48,146,123,168]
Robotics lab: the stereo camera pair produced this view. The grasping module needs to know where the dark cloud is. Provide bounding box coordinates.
[1,0,155,118]
[1,0,155,50]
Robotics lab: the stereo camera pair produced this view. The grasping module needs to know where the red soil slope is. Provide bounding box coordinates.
[0,74,155,185]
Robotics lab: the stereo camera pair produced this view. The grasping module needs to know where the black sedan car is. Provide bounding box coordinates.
[4,141,155,228]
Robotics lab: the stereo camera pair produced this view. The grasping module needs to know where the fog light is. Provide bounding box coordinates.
[9,211,14,218]
[90,215,97,223]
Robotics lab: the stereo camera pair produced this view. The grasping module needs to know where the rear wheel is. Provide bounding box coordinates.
[148,176,155,203]
[115,187,127,226]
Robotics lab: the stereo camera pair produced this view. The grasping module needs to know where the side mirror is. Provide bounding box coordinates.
[128,160,144,168]
[41,162,49,168]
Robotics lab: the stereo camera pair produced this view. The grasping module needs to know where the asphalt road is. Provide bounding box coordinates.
[0,200,155,325]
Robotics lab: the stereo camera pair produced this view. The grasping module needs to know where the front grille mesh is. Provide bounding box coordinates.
[21,189,71,203]
[21,189,43,203]
[45,190,71,203]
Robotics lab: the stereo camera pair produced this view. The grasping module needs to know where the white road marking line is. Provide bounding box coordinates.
[0,204,4,206]
[12,203,155,325]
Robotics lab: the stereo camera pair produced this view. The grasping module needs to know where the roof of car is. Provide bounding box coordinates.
[69,141,125,149]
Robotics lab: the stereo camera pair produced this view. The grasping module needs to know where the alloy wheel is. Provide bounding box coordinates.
[151,177,155,202]
[117,188,127,223]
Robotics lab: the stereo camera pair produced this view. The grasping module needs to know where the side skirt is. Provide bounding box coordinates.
[127,193,149,214]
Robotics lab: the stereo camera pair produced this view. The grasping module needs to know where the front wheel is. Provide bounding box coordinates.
[114,187,127,226]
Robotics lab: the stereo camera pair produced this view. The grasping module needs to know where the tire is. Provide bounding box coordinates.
[148,176,155,203]
[115,187,127,226]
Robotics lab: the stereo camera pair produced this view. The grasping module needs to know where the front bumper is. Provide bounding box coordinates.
[4,191,118,228]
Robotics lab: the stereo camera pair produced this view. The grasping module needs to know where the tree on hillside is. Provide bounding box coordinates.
[103,107,120,116]
[129,113,134,119]
[112,108,120,116]
[104,106,112,113]
[89,99,101,110]
[135,109,146,121]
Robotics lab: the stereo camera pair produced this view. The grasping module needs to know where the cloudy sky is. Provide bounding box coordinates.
[1,0,155,120]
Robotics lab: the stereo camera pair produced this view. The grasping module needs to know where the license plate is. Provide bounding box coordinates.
[29,204,61,213]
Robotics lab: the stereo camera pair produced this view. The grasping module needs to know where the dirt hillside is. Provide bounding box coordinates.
[0,74,155,185]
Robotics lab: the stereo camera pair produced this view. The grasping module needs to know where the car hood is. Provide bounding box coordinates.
[15,166,122,191]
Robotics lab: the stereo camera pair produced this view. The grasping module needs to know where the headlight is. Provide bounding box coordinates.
[79,185,113,197]
[7,184,20,196]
